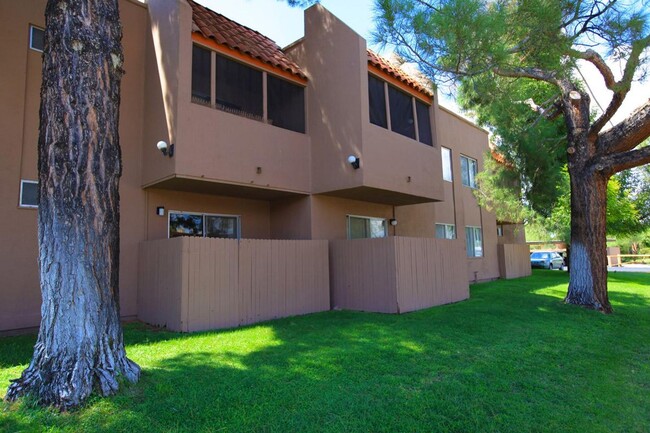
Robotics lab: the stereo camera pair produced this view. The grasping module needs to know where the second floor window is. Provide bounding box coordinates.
[191,45,305,133]
[460,155,478,188]
[441,147,452,182]
[368,74,433,146]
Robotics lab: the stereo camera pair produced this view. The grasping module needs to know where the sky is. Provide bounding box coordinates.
[197,0,649,127]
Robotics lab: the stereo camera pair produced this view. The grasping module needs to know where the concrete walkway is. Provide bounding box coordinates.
[607,264,650,273]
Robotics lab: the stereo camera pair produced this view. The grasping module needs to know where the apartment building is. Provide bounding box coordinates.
[0,0,530,333]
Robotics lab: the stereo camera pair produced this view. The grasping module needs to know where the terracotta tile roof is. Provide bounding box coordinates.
[188,0,306,80]
[367,49,434,98]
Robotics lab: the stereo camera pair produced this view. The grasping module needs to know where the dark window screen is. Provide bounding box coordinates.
[267,75,305,133]
[416,100,433,145]
[388,86,415,139]
[191,45,211,104]
[20,181,38,207]
[368,74,387,128]
[216,55,263,118]
[30,26,44,51]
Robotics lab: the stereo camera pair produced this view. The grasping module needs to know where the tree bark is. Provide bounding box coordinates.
[5,0,140,409]
[565,169,611,312]
[562,89,612,313]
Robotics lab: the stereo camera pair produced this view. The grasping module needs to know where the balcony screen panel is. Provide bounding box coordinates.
[368,74,387,128]
[170,213,204,238]
[388,85,415,139]
[216,55,263,118]
[267,75,305,133]
[416,100,433,145]
[205,215,238,239]
[191,45,211,104]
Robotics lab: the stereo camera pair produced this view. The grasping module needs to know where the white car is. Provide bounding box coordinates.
[530,251,565,270]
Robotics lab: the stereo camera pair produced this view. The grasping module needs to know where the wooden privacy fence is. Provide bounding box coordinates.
[497,244,532,279]
[330,237,469,314]
[138,237,330,332]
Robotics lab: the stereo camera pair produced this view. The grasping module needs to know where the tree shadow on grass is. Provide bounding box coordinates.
[2,272,649,432]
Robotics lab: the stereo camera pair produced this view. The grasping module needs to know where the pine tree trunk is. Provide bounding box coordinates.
[562,90,612,313]
[565,169,611,313]
[5,0,140,409]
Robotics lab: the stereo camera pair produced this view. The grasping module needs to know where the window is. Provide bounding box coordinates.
[267,75,305,133]
[29,26,44,52]
[191,45,211,104]
[368,74,387,128]
[465,226,483,257]
[460,155,478,188]
[191,47,306,132]
[216,54,263,119]
[435,223,456,239]
[19,180,38,208]
[416,100,433,146]
[169,211,239,239]
[497,225,504,237]
[347,216,387,239]
[368,74,433,146]
[441,147,452,182]
[388,85,416,140]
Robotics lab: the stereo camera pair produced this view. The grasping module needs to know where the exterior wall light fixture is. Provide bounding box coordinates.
[157,140,174,157]
[347,155,360,169]
[389,218,398,226]
[156,206,165,216]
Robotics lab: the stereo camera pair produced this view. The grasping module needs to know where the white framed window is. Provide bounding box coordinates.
[435,223,456,239]
[347,215,387,239]
[19,180,38,208]
[441,147,452,182]
[168,211,240,239]
[465,226,483,257]
[497,224,504,237]
[460,155,478,188]
[29,25,45,52]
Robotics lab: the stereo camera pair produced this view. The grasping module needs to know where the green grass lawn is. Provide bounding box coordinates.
[1,270,649,433]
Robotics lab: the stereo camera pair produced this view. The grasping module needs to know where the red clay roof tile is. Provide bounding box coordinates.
[367,49,434,98]
[188,0,306,80]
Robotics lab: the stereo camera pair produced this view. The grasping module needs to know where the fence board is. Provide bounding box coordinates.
[139,238,329,332]
[498,244,532,279]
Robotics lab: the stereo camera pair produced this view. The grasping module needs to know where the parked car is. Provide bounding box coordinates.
[530,251,565,270]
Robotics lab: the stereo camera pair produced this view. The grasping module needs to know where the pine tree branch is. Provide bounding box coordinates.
[492,67,561,88]
[598,99,650,154]
[575,34,650,138]
[600,145,650,175]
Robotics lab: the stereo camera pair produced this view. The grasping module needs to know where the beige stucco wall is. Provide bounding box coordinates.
[287,4,442,205]
[310,195,396,240]
[145,189,272,240]
[0,0,148,331]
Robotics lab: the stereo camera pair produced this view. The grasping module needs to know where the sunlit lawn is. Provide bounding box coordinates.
[1,270,649,432]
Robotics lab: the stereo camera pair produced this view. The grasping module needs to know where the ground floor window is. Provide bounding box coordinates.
[19,180,38,208]
[435,223,456,239]
[347,215,387,240]
[169,211,240,239]
[465,226,483,257]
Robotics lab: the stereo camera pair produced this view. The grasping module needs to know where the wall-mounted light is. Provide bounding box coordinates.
[156,206,165,216]
[389,218,398,226]
[347,155,360,169]
[156,140,174,158]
